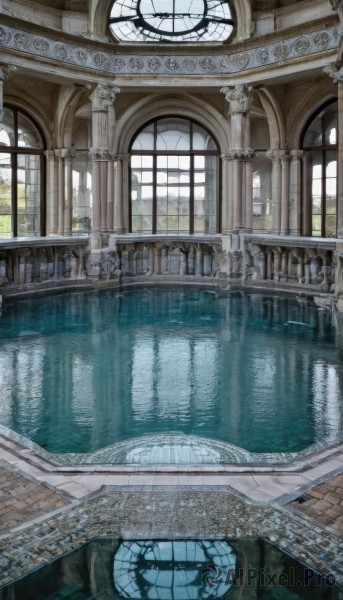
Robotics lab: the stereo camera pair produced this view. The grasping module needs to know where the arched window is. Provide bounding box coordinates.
[130,117,220,234]
[302,101,337,238]
[0,106,46,238]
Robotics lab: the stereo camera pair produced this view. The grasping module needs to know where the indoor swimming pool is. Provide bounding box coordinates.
[0,287,341,464]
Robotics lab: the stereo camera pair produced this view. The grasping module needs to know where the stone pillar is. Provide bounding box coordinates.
[0,65,16,121]
[54,149,66,235]
[280,151,290,235]
[289,150,303,236]
[266,150,282,235]
[221,154,232,233]
[221,84,254,232]
[113,154,128,233]
[64,149,74,236]
[89,83,120,247]
[44,150,57,235]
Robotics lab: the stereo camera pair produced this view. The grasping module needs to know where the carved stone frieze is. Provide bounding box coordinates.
[0,23,339,76]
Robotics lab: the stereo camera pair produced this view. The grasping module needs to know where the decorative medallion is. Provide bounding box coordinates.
[255,48,269,65]
[0,27,10,46]
[54,43,68,61]
[183,58,197,72]
[148,57,162,71]
[34,38,50,53]
[231,52,249,70]
[293,36,311,55]
[273,44,290,61]
[129,57,144,70]
[93,52,110,70]
[74,48,88,65]
[113,57,125,71]
[165,58,180,71]
[314,32,330,48]
[13,33,29,49]
[200,57,215,71]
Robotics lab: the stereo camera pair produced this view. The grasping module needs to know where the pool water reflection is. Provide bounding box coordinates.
[0,287,341,458]
[0,538,339,599]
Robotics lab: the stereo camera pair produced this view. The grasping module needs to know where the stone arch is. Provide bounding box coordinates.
[114,94,230,155]
[256,87,285,150]
[288,83,337,150]
[89,0,253,41]
[4,94,51,148]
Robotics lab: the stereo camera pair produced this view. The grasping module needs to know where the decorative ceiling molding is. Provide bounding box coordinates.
[0,23,339,76]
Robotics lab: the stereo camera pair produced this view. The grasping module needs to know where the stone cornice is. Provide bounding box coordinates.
[0,23,340,77]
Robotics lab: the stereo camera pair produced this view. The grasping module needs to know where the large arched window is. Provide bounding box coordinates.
[130,117,219,234]
[302,101,337,238]
[0,106,46,237]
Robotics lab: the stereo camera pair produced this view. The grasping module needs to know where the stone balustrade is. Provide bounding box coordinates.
[243,234,337,293]
[109,233,338,296]
[0,237,89,289]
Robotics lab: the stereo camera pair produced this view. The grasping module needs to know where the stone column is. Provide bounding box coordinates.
[289,150,303,236]
[64,149,74,236]
[44,150,57,235]
[221,154,232,233]
[89,83,120,247]
[266,150,282,235]
[221,84,254,232]
[0,65,16,121]
[280,150,290,235]
[113,154,128,233]
[54,149,65,235]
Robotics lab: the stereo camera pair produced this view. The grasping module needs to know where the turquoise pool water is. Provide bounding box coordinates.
[0,287,342,457]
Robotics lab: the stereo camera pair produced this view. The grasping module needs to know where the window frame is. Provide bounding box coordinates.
[301,100,338,238]
[129,116,220,235]
[0,105,46,238]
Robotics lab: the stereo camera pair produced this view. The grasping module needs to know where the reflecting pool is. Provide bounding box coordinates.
[0,287,342,459]
[0,538,339,599]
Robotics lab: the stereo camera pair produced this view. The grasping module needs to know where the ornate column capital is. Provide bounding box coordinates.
[221,84,253,113]
[44,150,56,160]
[90,83,120,110]
[290,149,304,160]
[54,148,74,160]
[0,65,16,121]
[323,63,343,83]
[89,147,111,161]
[330,0,343,20]
[228,148,255,160]
[266,149,289,161]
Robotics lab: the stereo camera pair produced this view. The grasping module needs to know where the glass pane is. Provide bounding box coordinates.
[325,214,336,237]
[303,115,322,147]
[156,119,190,151]
[326,194,336,214]
[324,103,338,145]
[326,160,336,178]
[252,154,273,232]
[72,152,92,233]
[0,108,15,147]
[132,124,154,151]
[312,215,322,236]
[17,154,41,236]
[0,152,12,237]
[192,124,217,151]
[18,113,43,149]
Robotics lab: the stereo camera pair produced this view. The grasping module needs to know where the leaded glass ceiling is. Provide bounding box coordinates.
[109,0,234,43]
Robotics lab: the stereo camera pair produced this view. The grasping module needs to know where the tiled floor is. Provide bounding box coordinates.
[0,468,69,531]
[2,435,343,591]
[289,473,343,535]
